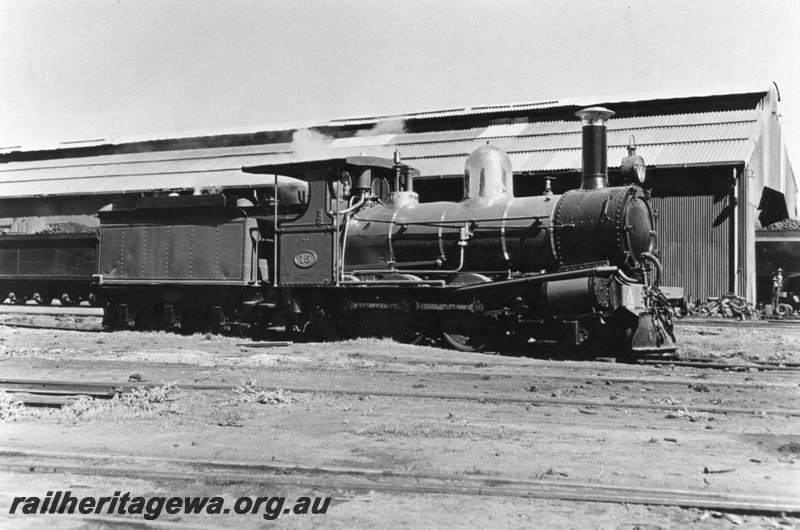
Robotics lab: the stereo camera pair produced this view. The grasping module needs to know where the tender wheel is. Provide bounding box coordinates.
[179,314,200,335]
[298,308,340,342]
[440,313,493,353]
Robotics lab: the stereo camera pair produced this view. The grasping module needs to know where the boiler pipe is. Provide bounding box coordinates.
[455,265,619,293]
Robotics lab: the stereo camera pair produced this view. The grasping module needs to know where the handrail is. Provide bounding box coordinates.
[455,265,619,293]
[351,214,549,227]
[350,245,467,277]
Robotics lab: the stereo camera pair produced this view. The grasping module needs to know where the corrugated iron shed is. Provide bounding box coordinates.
[0,108,764,198]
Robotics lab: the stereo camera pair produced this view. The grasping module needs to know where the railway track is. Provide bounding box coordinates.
[2,305,799,362]
[3,318,799,373]
[0,449,797,516]
[676,317,800,330]
[0,305,103,332]
[0,322,106,333]
[370,354,800,375]
[0,305,102,317]
[2,305,799,330]
[5,365,797,395]
[637,358,800,371]
[3,378,799,416]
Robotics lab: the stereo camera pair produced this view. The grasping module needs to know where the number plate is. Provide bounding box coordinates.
[293,250,317,269]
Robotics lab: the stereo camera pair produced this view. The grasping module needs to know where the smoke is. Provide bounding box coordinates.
[355,120,406,137]
[290,119,407,160]
[193,186,222,195]
[291,128,335,160]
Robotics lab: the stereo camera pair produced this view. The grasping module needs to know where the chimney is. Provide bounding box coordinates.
[575,107,615,190]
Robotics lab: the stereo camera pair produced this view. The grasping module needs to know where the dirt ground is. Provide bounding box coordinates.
[0,316,798,529]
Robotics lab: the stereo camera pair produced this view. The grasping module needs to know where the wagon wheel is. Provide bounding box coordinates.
[440,313,493,353]
[60,293,79,307]
[9,293,27,305]
[34,293,54,306]
[671,305,687,319]
[672,294,690,319]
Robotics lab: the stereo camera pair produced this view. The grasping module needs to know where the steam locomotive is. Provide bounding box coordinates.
[95,107,680,354]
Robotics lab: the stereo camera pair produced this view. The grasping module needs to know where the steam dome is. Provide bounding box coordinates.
[463,145,513,203]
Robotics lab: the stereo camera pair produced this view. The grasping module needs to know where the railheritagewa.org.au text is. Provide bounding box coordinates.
[8,491,331,521]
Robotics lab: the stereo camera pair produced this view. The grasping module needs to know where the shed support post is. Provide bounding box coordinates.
[273,172,278,288]
[731,167,739,296]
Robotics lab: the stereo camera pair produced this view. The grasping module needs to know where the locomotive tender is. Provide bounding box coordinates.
[95,108,680,354]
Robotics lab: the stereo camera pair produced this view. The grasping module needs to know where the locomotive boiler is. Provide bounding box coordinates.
[95,107,680,356]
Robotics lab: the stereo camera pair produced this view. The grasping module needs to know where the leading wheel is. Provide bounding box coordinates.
[441,313,493,353]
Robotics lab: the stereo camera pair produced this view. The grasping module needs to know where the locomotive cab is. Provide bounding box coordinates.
[243,156,413,287]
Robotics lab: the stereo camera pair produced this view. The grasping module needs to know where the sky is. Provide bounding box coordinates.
[1,0,799,169]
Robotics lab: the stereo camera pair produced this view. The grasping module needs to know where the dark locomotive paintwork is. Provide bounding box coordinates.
[99,217,255,283]
[96,196,266,331]
[344,193,556,273]
[344,183,655,276]
[553,185,655,271]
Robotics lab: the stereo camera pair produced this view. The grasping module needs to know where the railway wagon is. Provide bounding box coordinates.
[0,232,98,306]
[95,108,681,355]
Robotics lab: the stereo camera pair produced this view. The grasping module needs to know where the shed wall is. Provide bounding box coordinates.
[652,195,732,301]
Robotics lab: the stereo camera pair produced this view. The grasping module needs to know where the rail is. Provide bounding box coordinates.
[1,449,797,515]
[3,378,799,416]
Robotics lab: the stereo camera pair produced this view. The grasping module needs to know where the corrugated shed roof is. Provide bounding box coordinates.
[324,84,768,127]
[410,156,466,178]
[0,170,271,197]
[1,84,770,154]
[0,108,765,197]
